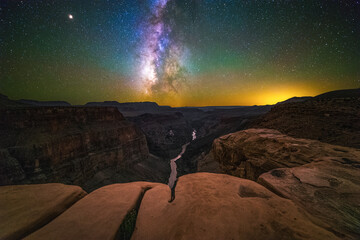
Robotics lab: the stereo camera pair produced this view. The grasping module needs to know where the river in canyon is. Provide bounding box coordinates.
[168,129,196,189]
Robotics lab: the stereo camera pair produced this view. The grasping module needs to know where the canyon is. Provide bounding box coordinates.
[0,105,168,192]
[0,88,359,239]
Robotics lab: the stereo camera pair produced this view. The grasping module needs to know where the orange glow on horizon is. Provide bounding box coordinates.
[144,85,324,107]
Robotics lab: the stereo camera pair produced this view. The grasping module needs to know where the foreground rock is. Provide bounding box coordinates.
[212,128,360,239]
[213,128,360,180]
[132,173,338,240]
[26,182,161,240]
[0,183,86,240]
[259,157,360,239]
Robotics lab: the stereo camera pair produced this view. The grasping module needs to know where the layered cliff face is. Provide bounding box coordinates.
[252,96,360,149]
[0,107,150,189]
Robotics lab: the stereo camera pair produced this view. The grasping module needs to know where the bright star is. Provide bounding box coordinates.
[68,14,73,20]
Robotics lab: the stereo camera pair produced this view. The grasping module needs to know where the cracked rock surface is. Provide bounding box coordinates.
[25,182,161,240]
[132,173,338,240]
[259,157,360,239]
[0,173,341,240]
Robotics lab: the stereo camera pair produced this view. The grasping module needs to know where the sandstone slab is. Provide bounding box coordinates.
[259,157,360,239]
[25,182,161,240]
[0,183,86,240]
[132,173,338,240]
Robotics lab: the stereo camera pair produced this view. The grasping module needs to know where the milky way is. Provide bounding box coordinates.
[136,0,188,96]
[1,0,359,106]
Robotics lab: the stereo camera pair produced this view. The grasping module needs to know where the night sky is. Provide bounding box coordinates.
[1,0,359,106]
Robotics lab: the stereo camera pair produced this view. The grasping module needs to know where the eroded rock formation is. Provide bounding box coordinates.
[212,128,360,239]
[212,128,360,180]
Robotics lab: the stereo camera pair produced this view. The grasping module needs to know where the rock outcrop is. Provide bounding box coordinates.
[0,183,86,240]
[0,106,151,190]
[212,128,360,181]
[0,174,340,240]
[177,105,272,176]
[212,128,360,239]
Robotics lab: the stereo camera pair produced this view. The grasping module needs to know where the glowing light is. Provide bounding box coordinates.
[68,14,73,20]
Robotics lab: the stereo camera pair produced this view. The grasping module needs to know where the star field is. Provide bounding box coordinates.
[1,0,359,106]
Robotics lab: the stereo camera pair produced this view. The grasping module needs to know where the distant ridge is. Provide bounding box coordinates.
[0,94,29,108]
[85,101,172,113]
[315,88,360,99]
[276,97,312,105]
[18,99,71,106]
[253,88,360,149]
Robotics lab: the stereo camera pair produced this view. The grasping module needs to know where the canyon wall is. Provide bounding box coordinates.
[128,112,193,159]
[0,107,150,189]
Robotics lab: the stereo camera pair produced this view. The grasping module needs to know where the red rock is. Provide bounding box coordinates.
[25,182,161,240]
[132,173,339,240]
[212,128,360,180]
[0,183,86,240]
[212,128,360,239]
[258,157,360,239]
